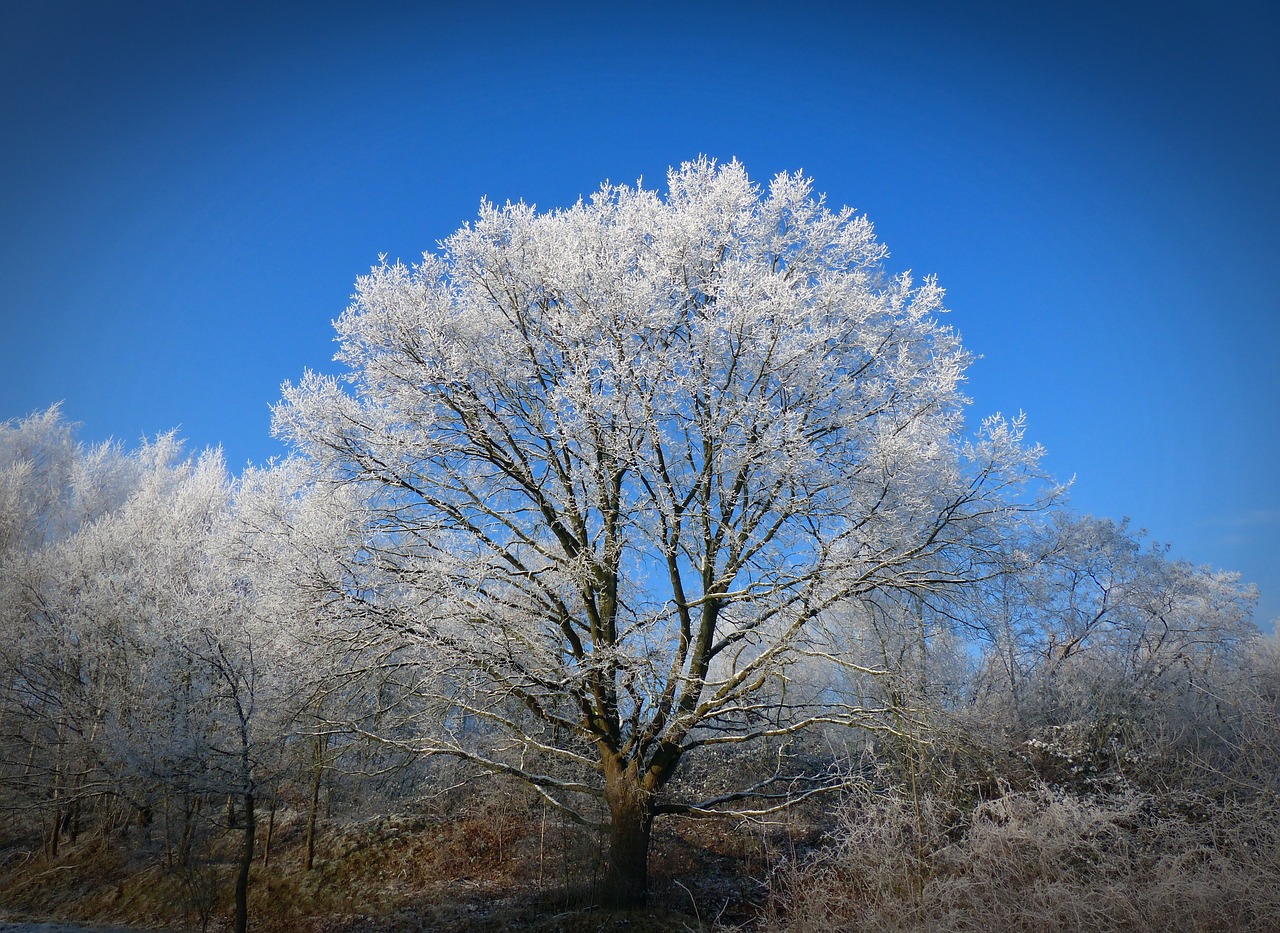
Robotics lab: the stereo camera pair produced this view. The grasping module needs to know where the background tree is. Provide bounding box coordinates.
[274,159,1057,904]
[0,407,164,854]
[0,408,304,933]
[226,459,385,872]
[963,514,1257,792]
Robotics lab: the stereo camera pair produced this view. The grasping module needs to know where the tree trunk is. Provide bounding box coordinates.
[69,796,81,843]
[303,735,325,871]
[262,798,276,868]
[233,792,255,933]
[177,794,197,867]
[601,760,653,908]
[47,809,60,859]
[46,713,65,860]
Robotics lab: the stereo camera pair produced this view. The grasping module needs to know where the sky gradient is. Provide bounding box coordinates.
[2,1,1277,627]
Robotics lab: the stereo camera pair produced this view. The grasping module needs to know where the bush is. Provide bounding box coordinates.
[766,782,1280,933]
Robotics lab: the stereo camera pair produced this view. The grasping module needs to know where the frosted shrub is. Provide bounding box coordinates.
[770,783,1280,933]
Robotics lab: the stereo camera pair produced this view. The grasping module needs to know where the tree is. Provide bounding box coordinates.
[0,408,304,933]
[0,407,166,854]
[274,158,1054,905]
[18,434,247,872]
[226,459,378,872]
[964,513,1258,792]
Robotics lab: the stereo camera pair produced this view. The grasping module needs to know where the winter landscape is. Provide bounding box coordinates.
[2,3,1277,932]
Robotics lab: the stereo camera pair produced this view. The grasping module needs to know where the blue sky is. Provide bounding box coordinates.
[2,1,1277,627]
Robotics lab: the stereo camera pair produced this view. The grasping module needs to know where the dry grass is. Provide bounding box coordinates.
[765,784,1280,933]
[15,780,1270,933]
[0,786,785,932]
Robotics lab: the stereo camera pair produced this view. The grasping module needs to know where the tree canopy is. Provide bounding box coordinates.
[273,158,1057,903]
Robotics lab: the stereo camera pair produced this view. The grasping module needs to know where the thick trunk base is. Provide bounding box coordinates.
[601,768,653,908]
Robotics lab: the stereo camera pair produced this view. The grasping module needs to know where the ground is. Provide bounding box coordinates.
[0,793,821,933]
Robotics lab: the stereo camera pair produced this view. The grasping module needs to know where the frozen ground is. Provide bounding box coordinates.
[0,924,172,933]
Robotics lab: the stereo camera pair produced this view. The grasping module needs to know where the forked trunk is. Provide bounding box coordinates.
[602,761,654,908]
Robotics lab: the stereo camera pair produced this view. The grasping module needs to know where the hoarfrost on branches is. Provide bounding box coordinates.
[274,158,1059,904]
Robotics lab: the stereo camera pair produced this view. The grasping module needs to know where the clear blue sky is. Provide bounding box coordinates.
[2,1,1277,627]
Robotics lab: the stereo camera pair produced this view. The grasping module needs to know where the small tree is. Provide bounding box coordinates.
[226,459,375,871]
[274,159,1054,905]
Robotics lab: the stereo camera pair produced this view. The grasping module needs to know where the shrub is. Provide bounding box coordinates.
[767,782,1280,933]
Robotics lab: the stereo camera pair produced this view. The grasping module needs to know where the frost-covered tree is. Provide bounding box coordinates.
[226,459,380,871]
[0,407,160,850]
[0,409,303,933]
[965,514,1258,790]
[274,158,1055,904]
[61,445,314,933]
[13,431,240,861]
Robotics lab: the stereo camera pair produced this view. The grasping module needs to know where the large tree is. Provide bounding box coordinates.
[274,158,1053,904]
